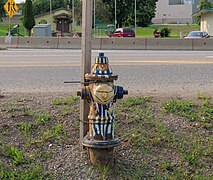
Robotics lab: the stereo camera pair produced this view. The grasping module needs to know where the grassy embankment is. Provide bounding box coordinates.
[0,23,199,38]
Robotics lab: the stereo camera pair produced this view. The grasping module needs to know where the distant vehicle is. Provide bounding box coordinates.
[185,31,210,39]
[108,28,135,38]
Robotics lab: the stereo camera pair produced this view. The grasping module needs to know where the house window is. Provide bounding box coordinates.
[169,0,183,5]
[39,19,47,24]
[169,0,194,5]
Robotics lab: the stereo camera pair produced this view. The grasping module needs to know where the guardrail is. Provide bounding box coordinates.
[0,37,213,50]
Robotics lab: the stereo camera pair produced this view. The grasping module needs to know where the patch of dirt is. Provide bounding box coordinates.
[0,92,212,179]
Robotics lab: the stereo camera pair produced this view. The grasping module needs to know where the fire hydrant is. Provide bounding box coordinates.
[77,53,128,165]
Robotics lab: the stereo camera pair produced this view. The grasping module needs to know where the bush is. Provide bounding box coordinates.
[160,27,171,37]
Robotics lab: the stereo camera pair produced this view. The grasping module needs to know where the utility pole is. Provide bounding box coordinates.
[115,0,117,28]
[135,0,136,36]
[72,0,74,32]
[94,0,96,37]
[50,0,52,24]
[80,0,93,148]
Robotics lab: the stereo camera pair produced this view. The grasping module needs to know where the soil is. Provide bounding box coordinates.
[0,92,212,179]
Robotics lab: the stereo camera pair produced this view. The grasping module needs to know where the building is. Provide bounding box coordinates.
[152,0,200,24]
[35,8,72,35]
[193,8,213,36]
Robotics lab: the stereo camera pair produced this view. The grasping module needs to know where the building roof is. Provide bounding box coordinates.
[15,0,25,3]
[193,8,213,17]
[35,8,71,18]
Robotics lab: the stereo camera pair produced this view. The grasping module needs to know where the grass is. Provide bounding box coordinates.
[0,23,26,36]
[0,22,199,38]
[114,95,212,178]
[0,143,25,165]
[52,95,78,106]
[0,163,48,180]
[35,112,51,124]
[161,94,213,129]
[94,24,200,38]
[0,93,212,178]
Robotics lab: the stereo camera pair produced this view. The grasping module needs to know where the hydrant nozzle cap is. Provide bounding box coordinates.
[95,53,109,64]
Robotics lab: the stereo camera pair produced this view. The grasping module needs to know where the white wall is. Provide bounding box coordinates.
[152,0,193,24]
[201,13,213,36]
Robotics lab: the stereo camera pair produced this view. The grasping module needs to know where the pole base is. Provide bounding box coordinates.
[88,147,114,166]
[83,136,121,166]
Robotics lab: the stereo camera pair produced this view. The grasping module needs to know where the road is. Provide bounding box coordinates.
[0,49,213,96]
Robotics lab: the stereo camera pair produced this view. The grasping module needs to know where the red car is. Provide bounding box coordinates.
[109,28,135,37]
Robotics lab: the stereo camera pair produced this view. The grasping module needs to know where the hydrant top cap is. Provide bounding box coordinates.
[95,53,109,64]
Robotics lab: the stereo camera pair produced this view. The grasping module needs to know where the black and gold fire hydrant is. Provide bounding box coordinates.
[78,53,128,165]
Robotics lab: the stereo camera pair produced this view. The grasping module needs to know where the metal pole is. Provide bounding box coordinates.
[135,0,136,36]
[115,0,116,29]
[80,0,93,149]
[8,17,11,36]
[50,0,52,24]
[72,0,75,32]
[94,0,96,37]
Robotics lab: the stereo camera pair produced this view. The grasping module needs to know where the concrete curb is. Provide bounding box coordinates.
[0,46,7,50]
[1,37,213,50]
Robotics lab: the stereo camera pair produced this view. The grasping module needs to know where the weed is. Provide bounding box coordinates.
[20,122,33,135]
[96,164,109,180]
[161,97,213,128]
[20,122,34,145]
[54,123,63,136]
[196,91,211,100]
[35,112,51,124]
[133,167,143,179]
[20,107,33,116]
[52,98,62,106]
[1,129,9,136]
[0,145,25,165]
[52,95,78,106]
[162,99,194,115]
[33,124,63,144]
[6,103,16,113]
[162,161,176,172]
[186,151,197,166]
[122,96,152,108]
[61,106,72,117]
[0,165,48,180]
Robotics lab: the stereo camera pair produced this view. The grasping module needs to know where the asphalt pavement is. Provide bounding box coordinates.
[0,49,213,97]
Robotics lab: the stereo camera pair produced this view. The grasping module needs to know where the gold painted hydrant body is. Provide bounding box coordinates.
[78,53,128,165]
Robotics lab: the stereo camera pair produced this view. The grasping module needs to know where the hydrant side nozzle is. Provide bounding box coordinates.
[115,86,128,99]
[77,91,81,97]
[77,87,89,99]
[123,90,128,95]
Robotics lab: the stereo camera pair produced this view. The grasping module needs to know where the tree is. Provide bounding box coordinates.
[0,0,6,22]
[32,0,67,16]
[95,0,111,24]
[23,0,35,36]
[195,0,213,25]
[135,0,158,27]
[102,0,158,27]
